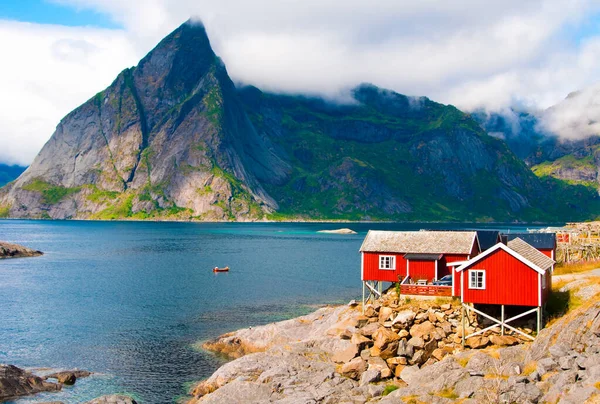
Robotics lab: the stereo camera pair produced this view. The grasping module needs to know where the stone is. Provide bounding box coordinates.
[379,307,394,324]
[386,357,407,367]
[364,305,377,318]
[392,310,416,325]
[398,329,409,339]
[84,396,138,404]
[348,300,358,307]
[360,349,371,360]
[0,364,62,401]
[536,357,557,376]
[407,336,425,349]
[465,336,489,349]
[410,321,436,339]
[397,339,415,357]
[351,333,371,349]
[371,328,400,359]
[359,368,380,386]
[428,311,437,323]
[340,357,367,380]
[394,364,406,378]
[441,304,452,310]
[360,322,380,337]
[409,350,426,365]
[331,344,359,363]
[431,348,446,361]
[340,328,353,340]
[435,312,445,323]
[400,365,421,385]
[355,315,369,328]
[368,356,392,379]
[489,335,519,347]
[559,355,576,370]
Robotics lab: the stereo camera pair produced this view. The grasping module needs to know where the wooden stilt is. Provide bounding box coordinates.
[461,304,466,347]
[362,282,365,314]
[537,306,541,335]
[501,305,505,336]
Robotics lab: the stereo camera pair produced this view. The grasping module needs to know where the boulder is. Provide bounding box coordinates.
[409,350,426,365]
[410,321,436,339]
[397,339,414,358]
[331,344,359,363]
[368,356,392,378]
[355,315,369,328]
[378,307,394,324]
[360,322,380,337]
[431,348,447,361]
[364,305,378,318]
[0,364,61,401]
[392,310,416,325]
[440,303,452,310]
[340,357,367,380]
[371,328,400,359]
[397,329,409,339]
[407,336,424,349]
[359,368,380,386]
[489,335,519,347]
[84,395,137,404]
[386,357,408,367]
[351,333,371,349]
[465,336,490,349]
[400,365,421,385]
[394,364,406,378]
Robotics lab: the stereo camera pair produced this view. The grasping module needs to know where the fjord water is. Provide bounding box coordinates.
[1,220,541,403]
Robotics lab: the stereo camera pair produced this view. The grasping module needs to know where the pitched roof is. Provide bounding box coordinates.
[507,238,555,271]
[500,233,556,249]
[456,238,555,274]
[359,231,477,254]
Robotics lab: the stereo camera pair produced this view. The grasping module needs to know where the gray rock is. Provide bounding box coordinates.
[84,395,137,404]
[536,357,557,376]
[558,355,576,370]
[0,364,61,401]
[400,365,421,385]
[407,336,425,349]
[359,369,380,386]
[397,339,414,357]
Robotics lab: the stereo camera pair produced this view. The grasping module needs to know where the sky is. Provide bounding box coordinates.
[2,0,600,165]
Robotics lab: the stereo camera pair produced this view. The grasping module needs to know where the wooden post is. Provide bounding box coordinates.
[362,282,365,314]
[501,305,505,336]
[537,306,542,335]
[461,304,466,347]
[378,281,382,296]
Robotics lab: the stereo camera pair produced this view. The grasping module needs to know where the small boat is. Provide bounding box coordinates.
[213,266,229,273]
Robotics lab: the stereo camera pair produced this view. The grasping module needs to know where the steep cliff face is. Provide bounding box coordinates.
[1,20,598,222]
[0,22,286,221]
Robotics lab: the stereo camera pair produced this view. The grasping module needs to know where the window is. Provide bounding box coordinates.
[379,255,396,270]
[468,270,485,289]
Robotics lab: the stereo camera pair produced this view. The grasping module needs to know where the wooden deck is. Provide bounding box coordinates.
[400,284,452,297]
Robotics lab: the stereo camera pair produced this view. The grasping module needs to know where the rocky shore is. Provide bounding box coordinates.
[190,288,600,403]
[0,241,43,258]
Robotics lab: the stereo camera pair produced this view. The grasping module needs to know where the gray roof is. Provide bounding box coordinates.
[501,233,556,249]
[507,237,555,271]
[359,230,477,254]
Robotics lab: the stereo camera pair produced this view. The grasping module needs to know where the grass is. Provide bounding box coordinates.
[521,361,537,376]
[594,381,600,390]
[0,205,9,218]
[382,384,399,396]
[554,260,600,275]
[435,388,459,399]
[85,185,120,203]
[22,179,80,204]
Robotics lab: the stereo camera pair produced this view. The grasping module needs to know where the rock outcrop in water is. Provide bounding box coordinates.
[1,20,598,222]
[0,241,43,258]
[191,286,600,403]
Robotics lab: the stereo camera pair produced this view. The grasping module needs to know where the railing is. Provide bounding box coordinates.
[400,284,452,296]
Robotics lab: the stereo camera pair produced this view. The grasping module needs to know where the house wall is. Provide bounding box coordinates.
[461,249,539,306]
[408,260,436,281]
[362,252,407,282]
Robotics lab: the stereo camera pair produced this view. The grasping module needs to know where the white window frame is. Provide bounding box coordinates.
[468,269,485,289]
[379,255,396,270]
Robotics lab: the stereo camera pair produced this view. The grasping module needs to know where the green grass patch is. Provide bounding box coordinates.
[85,185,120,203]
[382,385,399,396]
[0,205,10,218]
[23,179,80,204]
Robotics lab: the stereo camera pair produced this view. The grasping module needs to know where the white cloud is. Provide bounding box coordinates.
[4,0,600,164]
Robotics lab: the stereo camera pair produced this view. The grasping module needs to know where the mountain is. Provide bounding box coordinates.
[0,164,26,187]
[473,95,600,191]
[1,20,598,222]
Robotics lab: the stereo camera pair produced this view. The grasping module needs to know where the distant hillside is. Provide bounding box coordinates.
[0,164,26,187]
[1,20,599,222]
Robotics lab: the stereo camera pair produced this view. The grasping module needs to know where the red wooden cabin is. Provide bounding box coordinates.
[456,237,554,307]
[360,230,480,286]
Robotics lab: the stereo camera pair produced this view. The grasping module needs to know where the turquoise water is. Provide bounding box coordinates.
[0,220,547,403]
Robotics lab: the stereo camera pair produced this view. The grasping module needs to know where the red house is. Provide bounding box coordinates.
[359,230,480,286]
[455,237,554,338]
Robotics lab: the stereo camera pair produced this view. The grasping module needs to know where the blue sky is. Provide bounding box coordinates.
[0,0,118,28]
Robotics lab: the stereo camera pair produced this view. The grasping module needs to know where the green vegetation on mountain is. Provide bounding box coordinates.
[1,20,599,223]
